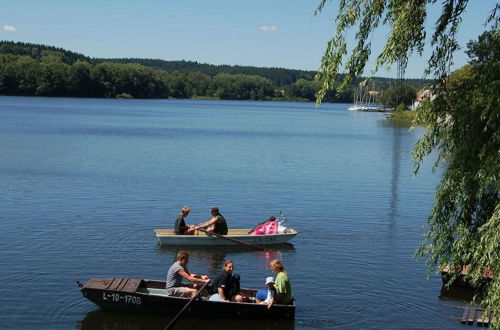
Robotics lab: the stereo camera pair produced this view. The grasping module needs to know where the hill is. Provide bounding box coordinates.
[0,41,432,102]
[97,58,316,87]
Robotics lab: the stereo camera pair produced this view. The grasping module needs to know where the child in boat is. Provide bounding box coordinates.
[255,277,277,308]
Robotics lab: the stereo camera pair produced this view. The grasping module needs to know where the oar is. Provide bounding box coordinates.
[196,227,266,251]
[164,281,209,330]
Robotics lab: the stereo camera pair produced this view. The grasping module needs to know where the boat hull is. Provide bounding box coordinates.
[79,278,295,319]
[154,229,297,246]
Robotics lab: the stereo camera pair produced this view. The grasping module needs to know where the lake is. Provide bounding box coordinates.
[0,96,467,329]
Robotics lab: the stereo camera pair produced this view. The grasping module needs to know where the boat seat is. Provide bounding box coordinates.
[145,288,170,296]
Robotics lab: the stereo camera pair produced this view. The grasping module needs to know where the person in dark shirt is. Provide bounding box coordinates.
[174,206,196,235]
[209,260,244,302]
[197,206,228,235]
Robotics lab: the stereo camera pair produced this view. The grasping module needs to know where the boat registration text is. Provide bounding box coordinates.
[103,292,142,305]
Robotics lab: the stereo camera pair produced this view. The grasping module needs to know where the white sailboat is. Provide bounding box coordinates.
[348,84,384,112]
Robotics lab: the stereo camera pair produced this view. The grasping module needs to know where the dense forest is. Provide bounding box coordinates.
[0,41,431,102]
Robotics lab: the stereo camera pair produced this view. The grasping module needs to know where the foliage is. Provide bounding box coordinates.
[213,73,273,100]
[283,79,320,101]
[101,58,316,87]
[314,0,480,102]
[0,40,431,102]
[395,103,405,112]
[379,83,417,107]
[386,109,417,125]
[413,40,499,321]
[315,0,499,323]
[0,40,91,64]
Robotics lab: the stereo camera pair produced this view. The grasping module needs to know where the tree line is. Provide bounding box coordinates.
[0,41,429,102]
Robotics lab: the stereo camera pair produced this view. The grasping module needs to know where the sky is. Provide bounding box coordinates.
[0,0,497,78]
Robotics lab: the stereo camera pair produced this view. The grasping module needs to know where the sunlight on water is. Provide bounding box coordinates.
[0,97,466,329]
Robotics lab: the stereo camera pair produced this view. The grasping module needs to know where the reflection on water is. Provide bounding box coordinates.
[155,244,296,275]
[1,98,455,329]
[439,285,476,302]
[389,124,402,226]
[78,309,295,330]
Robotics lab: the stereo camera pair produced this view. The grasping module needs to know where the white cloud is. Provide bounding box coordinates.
[4,25,17,32]
[260,26,277,32]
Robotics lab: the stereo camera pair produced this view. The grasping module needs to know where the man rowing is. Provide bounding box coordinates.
[165,250,210,297]
[196,206,228,235]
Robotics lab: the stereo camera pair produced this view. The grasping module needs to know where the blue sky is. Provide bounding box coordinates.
[0,0,496,78]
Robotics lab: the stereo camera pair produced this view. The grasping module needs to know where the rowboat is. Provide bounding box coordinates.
[154,228,298,246]
[77,277,295,319]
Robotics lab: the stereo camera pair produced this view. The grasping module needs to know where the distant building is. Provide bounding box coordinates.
[274,88,285,97]
[412,88,434,109]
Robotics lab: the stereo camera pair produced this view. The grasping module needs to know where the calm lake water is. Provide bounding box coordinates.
[0,96,468,329]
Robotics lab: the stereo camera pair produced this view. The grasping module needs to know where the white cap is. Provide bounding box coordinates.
[265,277,274,285]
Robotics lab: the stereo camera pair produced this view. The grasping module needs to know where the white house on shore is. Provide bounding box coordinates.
[412,88,435,110]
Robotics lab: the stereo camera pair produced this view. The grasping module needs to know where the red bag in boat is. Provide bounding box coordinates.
[250,218,278,235]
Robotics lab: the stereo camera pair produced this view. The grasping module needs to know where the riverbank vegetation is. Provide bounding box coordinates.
[0,41,428,102]
[315,0,499,324]
[386,108,418,126]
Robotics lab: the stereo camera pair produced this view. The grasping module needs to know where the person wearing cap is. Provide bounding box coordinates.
[196,206,228,235]
[255,277,277,308]
[165,250,210,297]
[269,259,293,306]
[174,206,196,235]
[209,260,244,302]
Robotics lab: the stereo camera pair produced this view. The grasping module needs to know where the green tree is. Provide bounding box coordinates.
[284,79,320,101]
[0,54,22,94]
[166,71,193,99]
[8,55,41,95]
[315,1,499,324]
[68,60,93,97]
[186,72,213,97]
[380,83,417,108]
[90,62,120,97]
[414,34,499,321]
[37,55,71,96]
[213,73,273,100]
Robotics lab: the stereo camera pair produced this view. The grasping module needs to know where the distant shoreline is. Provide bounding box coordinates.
[0,41,431,104]
[0,94,329,103]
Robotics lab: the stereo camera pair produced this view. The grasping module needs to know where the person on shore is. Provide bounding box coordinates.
[268,259,293,307]
[197,206,228,235]
[255,276,277,308]
[209,260,244,302]
[174,206,196,235]
[165,250,210,297]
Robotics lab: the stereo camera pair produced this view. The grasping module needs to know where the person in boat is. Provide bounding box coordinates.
[255,276,277,308]
[268,259,293,307]
[165,250,210,297]
[196,206,228,235]
[209,260,244,302]
[174,205,196,235]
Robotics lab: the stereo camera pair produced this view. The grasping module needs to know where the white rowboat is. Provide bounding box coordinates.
[154,228,298,246]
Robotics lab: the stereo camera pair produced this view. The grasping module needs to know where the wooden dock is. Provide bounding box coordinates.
[459,307,495,327]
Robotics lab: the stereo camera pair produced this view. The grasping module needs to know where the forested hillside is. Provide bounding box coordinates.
[0,41,91,64]
[0,41,431,102]
[99,58,316,87]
